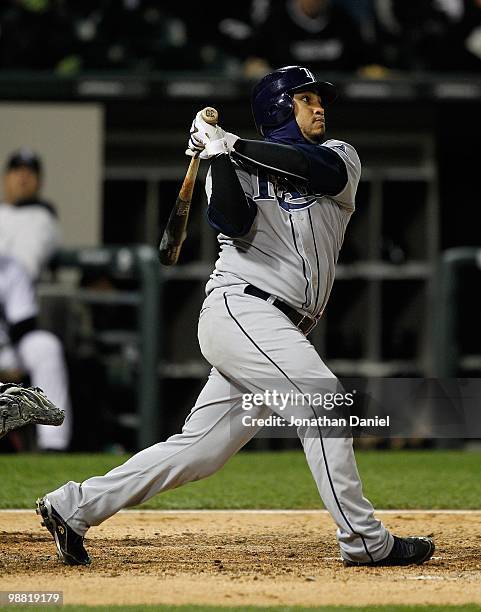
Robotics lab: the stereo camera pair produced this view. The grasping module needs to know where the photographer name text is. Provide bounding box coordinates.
[241,415,390,428]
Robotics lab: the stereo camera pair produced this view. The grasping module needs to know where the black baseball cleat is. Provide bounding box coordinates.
[36,496,90,566]
[344,536,435,567]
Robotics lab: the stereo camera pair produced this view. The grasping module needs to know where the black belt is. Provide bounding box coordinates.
[244,285,318,336]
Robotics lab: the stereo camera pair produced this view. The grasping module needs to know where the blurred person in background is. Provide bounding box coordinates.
[0,0,203,73]
[369,0,480,72]
[175,1,268,74]
[1,0,478,75]
[433,0,481,71]
[0,254,71,451]
[61,0,203,73]
[0,149,72,451]
[0,150,58,278]
[245,0,371,77]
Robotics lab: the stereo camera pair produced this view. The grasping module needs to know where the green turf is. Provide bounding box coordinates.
[0,450,480,510]
[1,606,481,611]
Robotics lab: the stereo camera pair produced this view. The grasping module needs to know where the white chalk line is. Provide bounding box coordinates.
[1,508,481,514]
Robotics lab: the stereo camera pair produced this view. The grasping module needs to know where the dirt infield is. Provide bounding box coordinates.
[1,510,480,607]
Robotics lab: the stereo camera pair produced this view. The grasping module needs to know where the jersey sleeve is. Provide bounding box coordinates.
[205,163,254,204]
[320,140,361,211]
[204,157,257,237]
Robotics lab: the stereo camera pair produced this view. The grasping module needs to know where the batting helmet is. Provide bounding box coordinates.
[251,66,337,136]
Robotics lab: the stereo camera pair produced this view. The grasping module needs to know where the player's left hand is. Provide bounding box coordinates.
[185,111,239,159]
[194,110,223,142]
[185,111,223,158]
[185,121,205,158]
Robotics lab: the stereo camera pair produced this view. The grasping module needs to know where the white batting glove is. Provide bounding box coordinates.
[200,132,239,159]
[185,119,206,158]
[185,110,239,159]
[186,128,239,160]
[194,110,222,142]
[185,110,221,158]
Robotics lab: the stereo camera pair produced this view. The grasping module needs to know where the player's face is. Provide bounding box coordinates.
[293,90,326,143]
[3,167,40,203]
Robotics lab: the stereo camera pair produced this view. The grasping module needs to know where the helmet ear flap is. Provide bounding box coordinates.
[264,92,294,129]
[275,92,294,121]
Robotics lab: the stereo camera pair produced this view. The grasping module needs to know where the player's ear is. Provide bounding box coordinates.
[292,96,300,116]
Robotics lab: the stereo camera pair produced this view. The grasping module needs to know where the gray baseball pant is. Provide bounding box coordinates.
[47,285,393,562]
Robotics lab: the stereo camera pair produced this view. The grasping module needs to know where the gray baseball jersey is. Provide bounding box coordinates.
[205,139,360,318]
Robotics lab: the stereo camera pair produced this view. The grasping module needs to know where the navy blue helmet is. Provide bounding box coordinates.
[251,66,337,136]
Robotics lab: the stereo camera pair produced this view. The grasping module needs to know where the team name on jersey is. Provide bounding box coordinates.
[253,170,319,212]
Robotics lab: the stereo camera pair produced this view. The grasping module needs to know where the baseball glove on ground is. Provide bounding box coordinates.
[0,384,64,439]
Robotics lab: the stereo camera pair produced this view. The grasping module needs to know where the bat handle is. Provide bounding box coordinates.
[201,106,219,126]
[179,156,200,201]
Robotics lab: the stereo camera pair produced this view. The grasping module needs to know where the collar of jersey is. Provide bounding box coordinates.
[264,117,306,145]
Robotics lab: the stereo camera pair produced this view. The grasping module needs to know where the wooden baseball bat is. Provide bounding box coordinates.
[158,106,219,266]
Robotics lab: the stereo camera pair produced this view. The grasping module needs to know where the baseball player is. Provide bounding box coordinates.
[36,66,434,568]
[0,149,72,450]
